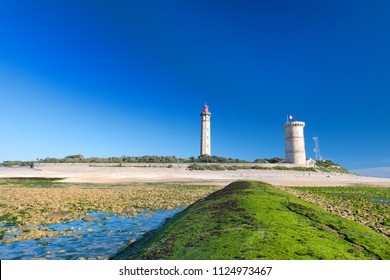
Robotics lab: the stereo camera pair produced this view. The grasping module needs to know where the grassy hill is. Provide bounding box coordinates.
[111,181,390,260]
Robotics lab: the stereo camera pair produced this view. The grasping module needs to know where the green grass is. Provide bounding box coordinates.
[112,181,390,260]
[315,160,351,173]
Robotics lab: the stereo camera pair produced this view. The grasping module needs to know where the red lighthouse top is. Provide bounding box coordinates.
[203,104,209,112]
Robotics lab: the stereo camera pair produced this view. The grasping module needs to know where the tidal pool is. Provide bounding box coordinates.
[0,207,185,260]
[371,198,390,203]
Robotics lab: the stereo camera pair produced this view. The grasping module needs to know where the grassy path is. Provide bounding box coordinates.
[112,181,390,260]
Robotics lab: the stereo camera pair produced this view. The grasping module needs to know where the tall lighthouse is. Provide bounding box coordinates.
[200,104,211,156]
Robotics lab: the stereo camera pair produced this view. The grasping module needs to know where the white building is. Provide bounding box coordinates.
[200,105,211,156]
[284,121,306,164]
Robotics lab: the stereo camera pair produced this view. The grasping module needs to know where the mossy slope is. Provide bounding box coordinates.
[112,181,390,260]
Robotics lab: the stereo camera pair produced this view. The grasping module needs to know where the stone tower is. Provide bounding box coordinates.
[284,121,306,164]
[200,104,211,156]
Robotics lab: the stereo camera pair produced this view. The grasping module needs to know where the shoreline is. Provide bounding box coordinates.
[0,163,390,187]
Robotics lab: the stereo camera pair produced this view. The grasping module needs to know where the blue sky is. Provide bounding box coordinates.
[0,0,389,176]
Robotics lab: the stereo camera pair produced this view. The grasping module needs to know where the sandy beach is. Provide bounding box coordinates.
[1,163,389,187]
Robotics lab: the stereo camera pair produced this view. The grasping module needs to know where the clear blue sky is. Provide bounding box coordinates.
[0,0,389,176]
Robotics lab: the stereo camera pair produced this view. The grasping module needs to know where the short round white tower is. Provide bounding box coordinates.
[284,121,306,164]
[200,105,211,156]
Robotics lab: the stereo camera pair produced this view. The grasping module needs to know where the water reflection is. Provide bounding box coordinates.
[0,207,185,260]
[371,198,390,203]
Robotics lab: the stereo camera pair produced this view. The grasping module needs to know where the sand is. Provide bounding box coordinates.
[1,163,389,187]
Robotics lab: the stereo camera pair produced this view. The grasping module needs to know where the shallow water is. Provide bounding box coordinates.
[0,207,185,260]
[371,198,390,203]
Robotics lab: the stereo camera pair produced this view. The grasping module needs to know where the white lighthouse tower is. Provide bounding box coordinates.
[284,120,306,164]
[200,104,211,156]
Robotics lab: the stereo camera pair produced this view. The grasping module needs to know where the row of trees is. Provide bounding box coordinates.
[2,154,255,166]
[35,154,251,164]
[36,155,189,164]
[1,155,298,166]
[1,161,34,167]
[254,157,285,163]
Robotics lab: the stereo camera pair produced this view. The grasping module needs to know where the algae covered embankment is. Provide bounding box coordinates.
[112,181,390,260]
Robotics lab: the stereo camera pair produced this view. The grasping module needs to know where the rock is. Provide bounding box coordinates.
[86,228,94,232]
[58,249,66,253]
[47,211,71,222]
[1,238,14,244]
[82,215,102,222]
[77,257,86,260]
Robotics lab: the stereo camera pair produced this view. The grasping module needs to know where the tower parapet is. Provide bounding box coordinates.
[200,105,211,156]
[284,121,306,164]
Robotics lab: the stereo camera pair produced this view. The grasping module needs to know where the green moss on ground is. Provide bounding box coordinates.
[112,181,390,260]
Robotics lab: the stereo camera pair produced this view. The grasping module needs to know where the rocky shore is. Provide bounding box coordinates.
[1,164,389,245]
[0,180,220,244]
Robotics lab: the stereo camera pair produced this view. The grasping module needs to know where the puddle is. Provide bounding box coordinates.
[371,198,390,203]
[0,207,185,260]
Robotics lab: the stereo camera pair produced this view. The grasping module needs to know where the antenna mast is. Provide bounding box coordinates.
[313,136,322,161]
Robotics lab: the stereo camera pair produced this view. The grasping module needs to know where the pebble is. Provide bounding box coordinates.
[82,216,102,222]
